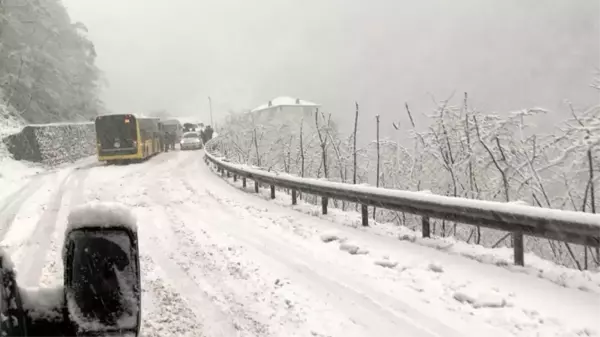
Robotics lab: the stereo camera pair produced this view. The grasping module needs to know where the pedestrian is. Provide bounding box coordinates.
[159,131,165,152]
[163,132,170,152]
[170,132,176,150]
[204,125,214,143]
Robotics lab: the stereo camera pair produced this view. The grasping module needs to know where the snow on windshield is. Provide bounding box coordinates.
[67,201,137,233]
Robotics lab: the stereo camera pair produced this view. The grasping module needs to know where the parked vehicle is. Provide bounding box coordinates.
[201,125,214,144]
[95,114,161,164]
[179,132,203,150]
[161,119,183,147]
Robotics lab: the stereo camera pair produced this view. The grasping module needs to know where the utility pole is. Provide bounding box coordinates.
[208,96,214,127]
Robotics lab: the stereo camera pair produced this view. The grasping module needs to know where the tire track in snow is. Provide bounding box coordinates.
[0,157,99,242]
[49,152,202,336]
[136,157,243,337]
[39,167,92,287]
[159,201,342,337]
[70,166,91,208]
[95,151,224,337]
[0,174,46,240]
[183,155,497,337]
[89,151,193,202]
[18,169,78,287]
[138,252,204,337]
[182,184,435,336]
[137,218,238,337]
[155,154,360,337]
[156,204,273,337]
[75,161,194,337]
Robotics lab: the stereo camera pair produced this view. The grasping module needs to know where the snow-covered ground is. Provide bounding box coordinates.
[0,149,598,336]
[212,169,600,295]
[0,107,45,204]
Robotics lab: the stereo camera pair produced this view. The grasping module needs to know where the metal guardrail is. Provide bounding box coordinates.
[203,139,600,267]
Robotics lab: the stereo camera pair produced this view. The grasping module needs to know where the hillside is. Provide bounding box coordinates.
[0,0,104,124]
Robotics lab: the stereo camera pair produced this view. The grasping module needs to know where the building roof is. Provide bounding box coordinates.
[250,96,320,113]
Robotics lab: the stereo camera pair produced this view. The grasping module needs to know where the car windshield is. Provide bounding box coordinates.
[183,133,198,138]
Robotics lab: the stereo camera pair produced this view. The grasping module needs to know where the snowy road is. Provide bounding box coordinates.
[1,150,598,337]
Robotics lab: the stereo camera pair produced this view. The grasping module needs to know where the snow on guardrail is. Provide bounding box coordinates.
[203,138,600,267]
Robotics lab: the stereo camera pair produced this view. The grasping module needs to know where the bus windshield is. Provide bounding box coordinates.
[95,115,138,153]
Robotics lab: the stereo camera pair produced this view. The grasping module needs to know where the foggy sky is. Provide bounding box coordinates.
[64,0,599,138]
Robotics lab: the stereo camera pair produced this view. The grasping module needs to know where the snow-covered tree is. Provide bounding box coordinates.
[0,0,104,123]
[216,91,599,269]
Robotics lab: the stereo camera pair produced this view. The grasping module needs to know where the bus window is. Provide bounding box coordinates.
[95,115,138,155]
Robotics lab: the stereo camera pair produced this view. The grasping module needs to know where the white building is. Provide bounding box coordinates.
[248,96,321,125]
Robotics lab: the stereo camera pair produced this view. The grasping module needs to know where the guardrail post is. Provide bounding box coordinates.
[322,197,328,215]
[361,205,368,226]
[221,169,225,177]
[291,189,297,205]
[513,232,524,266]
[422,216,431,238]
[242,177,247,188]
[270,185,275,199]
[226,171,230,178]
[233,174,237,182]
[254,181,259,193]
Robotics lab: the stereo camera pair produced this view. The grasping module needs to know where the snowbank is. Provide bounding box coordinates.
[320,232,343,243]
[374,259,398,269]
[395,229,600,293]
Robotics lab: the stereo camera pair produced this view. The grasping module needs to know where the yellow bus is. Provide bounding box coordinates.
[95,114,162,163]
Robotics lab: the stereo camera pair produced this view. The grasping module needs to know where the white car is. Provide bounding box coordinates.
[180,132,203,150]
